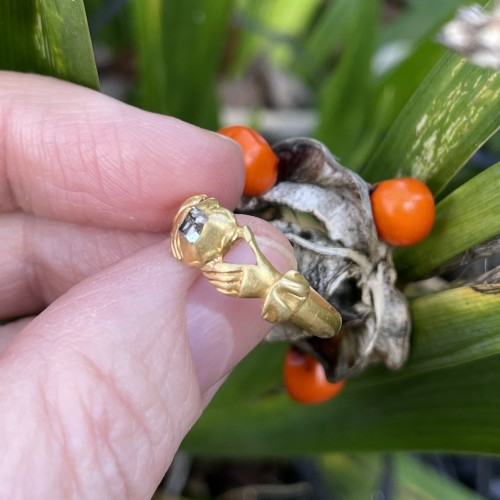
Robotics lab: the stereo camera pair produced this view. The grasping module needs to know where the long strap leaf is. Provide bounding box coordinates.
[184,285,500,455]
[361,52,500,195]
[0,0,99,89]
[395,162,500,279]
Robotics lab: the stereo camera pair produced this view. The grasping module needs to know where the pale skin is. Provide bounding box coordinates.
[200,226,310,324]
[203,225,282,297]
[0,72,295,498]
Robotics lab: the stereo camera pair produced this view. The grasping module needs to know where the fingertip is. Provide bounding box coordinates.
[181,128,246,211]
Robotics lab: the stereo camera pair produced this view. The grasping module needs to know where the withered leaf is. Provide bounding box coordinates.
[239,138,411,381]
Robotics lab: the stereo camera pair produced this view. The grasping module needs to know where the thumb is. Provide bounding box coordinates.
[0,217,295,498]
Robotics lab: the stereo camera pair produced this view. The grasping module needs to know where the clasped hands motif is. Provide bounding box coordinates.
[171,195,341,339]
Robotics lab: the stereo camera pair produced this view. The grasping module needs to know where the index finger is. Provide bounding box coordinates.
[0,72,244,231]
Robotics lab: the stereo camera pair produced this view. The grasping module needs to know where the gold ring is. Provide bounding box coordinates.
[171,195,342,339]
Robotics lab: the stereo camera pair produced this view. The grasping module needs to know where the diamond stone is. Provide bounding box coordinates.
[179,207,208,243]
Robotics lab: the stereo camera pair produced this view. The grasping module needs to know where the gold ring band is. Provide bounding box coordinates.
[171,195,342,339]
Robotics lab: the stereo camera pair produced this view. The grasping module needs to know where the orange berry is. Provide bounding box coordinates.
[218,125,278,196]
[284,347,345,404]
[370,177,435,246]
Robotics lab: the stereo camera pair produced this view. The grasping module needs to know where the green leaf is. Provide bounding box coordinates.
[318,453,479,500]
[379,0,486,47]
[395,162,500,280]
[230,0,321,76]
[316,453,383,499]
[131,0,233,128]
[185,354,500,456]
[0,0,99,89]
[394,285,500,380]
[373,40,446,138]
[183,285,500,456]
[85,0,133,52]
[298,0,361,82]
[130,0,168,114]
[393,454,480,499]
[361,52,500,195]
[314,0,380,168]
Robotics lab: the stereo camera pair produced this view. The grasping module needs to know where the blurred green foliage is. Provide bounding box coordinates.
[318,453,479,499]
[130,0,233,129]
[81,0,497,170]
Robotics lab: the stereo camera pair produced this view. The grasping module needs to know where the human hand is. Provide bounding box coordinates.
[0,73,295,498]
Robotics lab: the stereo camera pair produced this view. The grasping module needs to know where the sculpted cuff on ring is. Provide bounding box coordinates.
[171,195,342,339]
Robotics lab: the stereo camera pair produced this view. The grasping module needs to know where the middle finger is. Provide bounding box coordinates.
[0,212,162,319]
